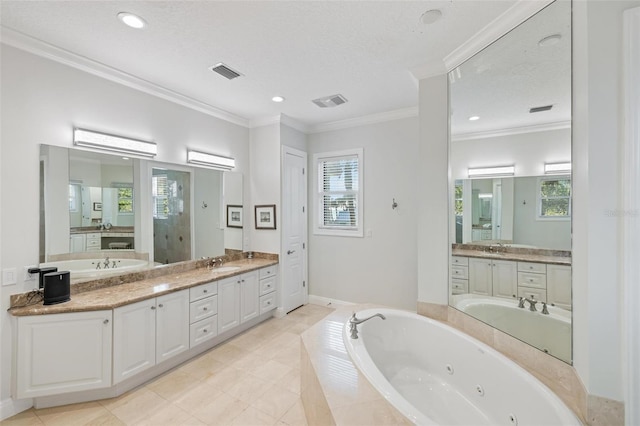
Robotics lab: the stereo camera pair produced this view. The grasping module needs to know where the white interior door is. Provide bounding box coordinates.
[282,147,307,313]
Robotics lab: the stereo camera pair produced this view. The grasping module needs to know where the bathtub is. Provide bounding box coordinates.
[455,297,571,363]
[344,308,580,425]
[40,258,150,279]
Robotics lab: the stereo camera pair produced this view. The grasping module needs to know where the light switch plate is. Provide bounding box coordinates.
[2,268,17,286]
[24,266,37,282]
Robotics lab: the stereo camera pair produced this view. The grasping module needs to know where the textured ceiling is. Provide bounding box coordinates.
[0,1,567,132]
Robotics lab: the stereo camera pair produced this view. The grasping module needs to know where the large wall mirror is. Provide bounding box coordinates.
[39,144,243,282]
[448,0,572,363]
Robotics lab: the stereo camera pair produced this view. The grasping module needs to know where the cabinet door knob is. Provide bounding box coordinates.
[204,289,208,293]
[267,301,271,305]
[158,304,164,308]
[203,329,208,333]
[203,307,208,311]
[151,306,156,310]
[103,319,109,324]
[241,279,245,283]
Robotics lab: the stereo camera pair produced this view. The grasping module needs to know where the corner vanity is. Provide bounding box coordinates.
[8,257,278,408]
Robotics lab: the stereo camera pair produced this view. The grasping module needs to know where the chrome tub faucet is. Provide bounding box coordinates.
[348,312,386,339]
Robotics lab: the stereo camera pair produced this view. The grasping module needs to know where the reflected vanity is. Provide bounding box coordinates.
[448,0,572,363]
[39,144,243,282]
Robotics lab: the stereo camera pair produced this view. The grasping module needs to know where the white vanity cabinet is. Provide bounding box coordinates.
[240,271,260,323]
[517,262,547,302]
[258,266,277,314]
[15,310,113,399]
[189,281,218,348]
[547,264,572,310]
[112,289,189,384]
[468,258,517,299]
[450,256,469,295]
[217,276,241,334]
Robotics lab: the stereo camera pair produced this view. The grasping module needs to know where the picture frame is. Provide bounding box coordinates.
[255,204,276,230]
[93,202,102,211]
[226,205,243,228]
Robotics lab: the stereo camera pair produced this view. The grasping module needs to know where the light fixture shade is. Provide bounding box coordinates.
[468,165,515,178]
[73,128,157,157]
[544,162,572,174]
[187,150,235,170]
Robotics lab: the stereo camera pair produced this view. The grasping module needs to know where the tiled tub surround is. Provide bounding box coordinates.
[417,302,624,426]
[7,254,280,409]
[301,306,411,425]
[301,305,581,426]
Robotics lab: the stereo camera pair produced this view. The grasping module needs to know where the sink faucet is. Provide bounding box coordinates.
[348,312,386,339]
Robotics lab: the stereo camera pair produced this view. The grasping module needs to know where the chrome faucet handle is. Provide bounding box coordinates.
[518,297,525,308]
[541,302,549,315]
[217,257,224,266]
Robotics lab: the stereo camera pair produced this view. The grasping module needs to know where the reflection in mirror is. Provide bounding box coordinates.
[39,144,242,282]
[448,0,572,363]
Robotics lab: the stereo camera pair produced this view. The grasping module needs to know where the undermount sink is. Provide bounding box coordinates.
[212,266,241,273]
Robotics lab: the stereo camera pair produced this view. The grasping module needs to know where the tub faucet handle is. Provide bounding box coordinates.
[541,302,549,315]
[518,297,525,309]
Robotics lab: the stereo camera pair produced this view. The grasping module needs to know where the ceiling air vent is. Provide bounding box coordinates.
[529,104,553,113]
[209,63,243,80]
[312,94,348,108]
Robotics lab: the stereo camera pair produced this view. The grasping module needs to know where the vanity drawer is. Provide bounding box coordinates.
[259,266,277,279]
[518,287,547,303]
[518,262,546,274]
[259,293,276,314]
[190,295,217,323]
[451,256,468,266]
[451,279,468,294]
[190,315,218,348]
[190,281,218,302]
[259,276,276,296]
[451,265,469,280]
[518,272,547,289]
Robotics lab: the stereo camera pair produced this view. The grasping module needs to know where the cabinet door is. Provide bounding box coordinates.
[547,264,572,310]
[217,276,240,334]
[468,258,492,296]
[156,290,190,364]
[240,271,259,324]
[16,311,112,398]
[492,260,518,299]
[113,299,156,384]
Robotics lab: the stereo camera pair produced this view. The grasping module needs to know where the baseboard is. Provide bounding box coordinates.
[308,294,354,308]
[0,397,33,421]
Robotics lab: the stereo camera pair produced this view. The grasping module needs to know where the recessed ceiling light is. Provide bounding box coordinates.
[117,12,147,29]
[469,116,480,121]
[420,9,442,25]
[272,96,285,103]
[538,34,561,47]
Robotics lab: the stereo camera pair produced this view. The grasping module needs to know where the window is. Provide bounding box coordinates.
[152,174,169,219]
[113,185,134,214]
[68,184,80,212]
[537,177,571,219]
[313,148,363,237]
[454,180,463,216]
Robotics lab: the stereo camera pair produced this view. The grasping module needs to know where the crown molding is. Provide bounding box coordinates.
[444,0,554,72]
[280,114,309,134]
[1,26,250,128]
[451,120,571,141]
[309,107,418,134]
[409,60,447,82]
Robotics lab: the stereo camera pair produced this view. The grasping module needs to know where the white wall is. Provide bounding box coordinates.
[450,128,571,180]
[194,168,224,258]
[307,117,419,310]
[417,75,449,305]
[0,45,250,416]
[249,124,281,254]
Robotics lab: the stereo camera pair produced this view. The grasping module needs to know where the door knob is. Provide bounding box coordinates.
[287,250,296,255]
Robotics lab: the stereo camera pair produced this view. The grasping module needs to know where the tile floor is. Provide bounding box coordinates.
[2,304,334,426]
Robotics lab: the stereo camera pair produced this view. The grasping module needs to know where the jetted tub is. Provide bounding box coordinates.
[344,308,580,425]
[41,258,149,279]
[455,297,571,363]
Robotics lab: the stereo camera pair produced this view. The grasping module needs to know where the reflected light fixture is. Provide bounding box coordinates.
[468,116,480,121]
[478,193,493,199]
[272,96,285,103]
[187,150,235,171]
[73,128,157,157]
[544,162,571,174]
[117,12,147,29]
[468,165,515,178]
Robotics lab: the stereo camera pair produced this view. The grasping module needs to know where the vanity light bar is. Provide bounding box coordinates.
[73,128,157,157]
[468,166,515,178]
[544,162,571,174]
[187,150,235,171]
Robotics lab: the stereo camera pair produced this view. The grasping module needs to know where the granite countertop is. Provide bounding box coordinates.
[9,258,277,317]
[452,248,571,266]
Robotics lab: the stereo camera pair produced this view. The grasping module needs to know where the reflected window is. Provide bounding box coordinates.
[538,177,571,219]
[313,148,363,237]
[114,184,133,214]
[152,174,169,219]
[68,183,80,212]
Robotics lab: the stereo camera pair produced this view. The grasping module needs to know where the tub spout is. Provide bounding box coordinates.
[525,298,538,312]
[348,312,386,339]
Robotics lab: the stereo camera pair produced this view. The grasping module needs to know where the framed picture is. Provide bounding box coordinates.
[226,205,243,228]
[93,202,102,211]
[255,204,276,230]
